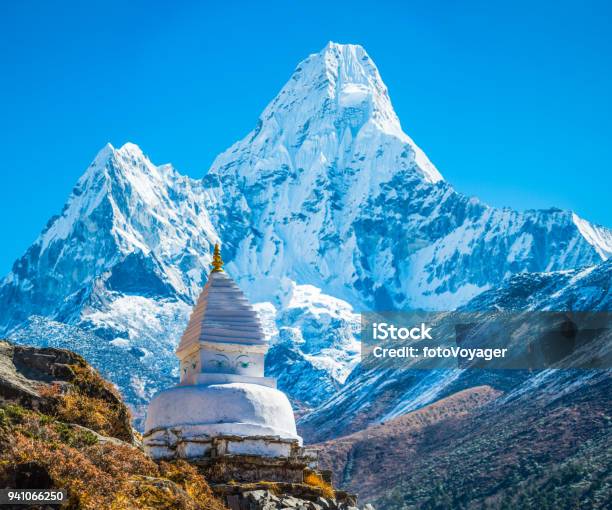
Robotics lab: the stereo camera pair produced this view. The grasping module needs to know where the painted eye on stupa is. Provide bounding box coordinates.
[234,355,251,369]
[209,354,231,369]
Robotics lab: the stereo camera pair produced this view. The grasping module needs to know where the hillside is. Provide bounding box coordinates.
[309,258,612,507]
[316,373,611,509]
[315,386,501,496]
[0,339,227,509]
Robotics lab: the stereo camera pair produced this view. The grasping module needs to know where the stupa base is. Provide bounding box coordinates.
[144,382,303,458]
[145,432,318,483]
[145,429,307,459]
[194,452,318,484]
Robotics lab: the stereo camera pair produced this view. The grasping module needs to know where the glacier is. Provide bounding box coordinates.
[1,42,611,430]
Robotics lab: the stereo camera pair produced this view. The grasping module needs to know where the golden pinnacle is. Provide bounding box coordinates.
[211,243,224,272]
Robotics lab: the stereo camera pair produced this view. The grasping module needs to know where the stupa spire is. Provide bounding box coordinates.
[211,243,223,272]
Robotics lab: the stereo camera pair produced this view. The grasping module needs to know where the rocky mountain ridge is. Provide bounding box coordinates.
[299,256,612,442]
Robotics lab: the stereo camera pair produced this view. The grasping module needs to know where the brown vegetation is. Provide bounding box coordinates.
[0,403,226,510]
[1,342,227,510]
[39,359,134,442]
[316,385,501,496]
[304,470,335,499]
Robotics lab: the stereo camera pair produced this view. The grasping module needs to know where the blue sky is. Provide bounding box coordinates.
[1,0,611,275]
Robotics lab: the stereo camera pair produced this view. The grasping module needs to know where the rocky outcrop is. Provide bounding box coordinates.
[0,339,133,442]
[0,341,228,509]
[214,482,372,510]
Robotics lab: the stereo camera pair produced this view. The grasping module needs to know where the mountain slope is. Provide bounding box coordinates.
[313,262,612,506]
[299,256,612,442]
[465,258,612,311]
[315,368,611,508]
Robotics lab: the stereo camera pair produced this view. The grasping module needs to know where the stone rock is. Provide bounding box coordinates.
[0,339,134,443]
[213,483,370,510]
[316,497,331,509]
[279,496,300,507]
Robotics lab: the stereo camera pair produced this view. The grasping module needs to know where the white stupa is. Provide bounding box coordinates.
[144,245,305,466]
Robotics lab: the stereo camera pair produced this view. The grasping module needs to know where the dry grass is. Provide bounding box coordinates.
[159,460,225,508]
[0,404,226,510]
[51,386,125,440]
[304,470,335,499]
[38,363,133,442]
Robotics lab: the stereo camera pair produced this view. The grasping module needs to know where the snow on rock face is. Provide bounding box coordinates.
[338,83,371,107]
[463,258,612,312]
[573,213,612,259]
[1,42,612,427]
[275,283,360,383]
[263,283,361,409]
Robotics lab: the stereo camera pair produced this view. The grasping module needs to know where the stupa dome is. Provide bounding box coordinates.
[145,383,300,441]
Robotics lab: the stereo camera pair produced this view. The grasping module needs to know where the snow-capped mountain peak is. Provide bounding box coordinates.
[202,42,610,312]
[41,142,188,259]
[2,42,612,427]
[213,41,442,187]
[1,142,219,333]
[272,42,399,130]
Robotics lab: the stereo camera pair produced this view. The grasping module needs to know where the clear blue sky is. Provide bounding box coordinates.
[1,0,611,276]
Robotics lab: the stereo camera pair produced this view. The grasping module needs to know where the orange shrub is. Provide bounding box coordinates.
[304,470,335,499]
